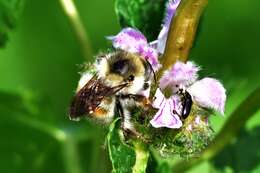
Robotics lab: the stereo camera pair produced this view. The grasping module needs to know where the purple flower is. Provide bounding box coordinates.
[159,61,226,114]
[155,0,182,54]
[107,27,147,52]
[137,46,161,71]
[150,89,182,128]
[187,78,226,115]
[107,27,161,71]
[160,61,199,93]
[150,61,226,128]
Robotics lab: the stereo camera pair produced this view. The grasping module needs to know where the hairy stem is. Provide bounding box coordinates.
[59,0,93,60]
[132,141,149,173]
[172,87,260,173]
[157,0,208,78]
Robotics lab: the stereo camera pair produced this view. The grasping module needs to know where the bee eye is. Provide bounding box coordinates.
[111,59,129,75]
[128,75,135,82]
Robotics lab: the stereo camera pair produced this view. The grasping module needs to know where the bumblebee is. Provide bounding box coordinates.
[69,50,154,136]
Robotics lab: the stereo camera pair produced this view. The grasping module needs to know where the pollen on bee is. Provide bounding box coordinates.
[143,98,151,105]
[93,108,108,118]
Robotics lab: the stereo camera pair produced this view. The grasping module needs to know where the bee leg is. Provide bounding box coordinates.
[116,96,150,143]
[116,99,128,129]
[123,127,151,143]
[121,110,150,142]
[115,98,124,127]
[116,99,142,138]
[121,109,134,130]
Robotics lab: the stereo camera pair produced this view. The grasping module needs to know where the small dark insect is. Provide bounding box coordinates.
[178,89,193,119]
[69,75,127,120]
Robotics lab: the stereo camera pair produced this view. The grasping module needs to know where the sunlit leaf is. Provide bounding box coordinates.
[107,119,136,173]
[115,0,167,41]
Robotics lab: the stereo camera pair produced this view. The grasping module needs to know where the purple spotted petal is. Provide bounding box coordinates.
[150,89,182,128]
[187,77,226,114]
[160,61,200,93]
[108,27,161,71]
[138,45,161,71]
[156,0,181,54]
[152,88,167,109]
[107,27,148,52]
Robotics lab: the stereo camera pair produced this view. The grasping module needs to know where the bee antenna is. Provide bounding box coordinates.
[145,59,157,84]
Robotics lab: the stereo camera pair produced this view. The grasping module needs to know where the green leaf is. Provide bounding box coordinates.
[0,0,23,47]
[107,119,150,173]
[115,0,167,41]
[212,127,260,173]
[0,90,66,173]
[107,119,136,173]
[0,89,107,173]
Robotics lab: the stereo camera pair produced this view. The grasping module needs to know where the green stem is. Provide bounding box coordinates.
[157,0,208,79]
[172,87,260,173]
[62,136,83,173]
[132,141,149,173]
[59,0,93,60]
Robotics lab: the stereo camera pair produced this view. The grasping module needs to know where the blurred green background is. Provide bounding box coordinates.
[0,0,259,172]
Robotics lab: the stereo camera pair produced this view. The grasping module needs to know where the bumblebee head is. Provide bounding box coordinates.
[96,50,152,94]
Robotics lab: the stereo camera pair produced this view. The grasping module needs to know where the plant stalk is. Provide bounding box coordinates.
[62,136,83,173]
[157,0,208,79]
[59,0,93,60]
[132,141,150,173]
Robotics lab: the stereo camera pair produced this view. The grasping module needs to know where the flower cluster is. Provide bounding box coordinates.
[107,0,226,130]
[150,61,226,128]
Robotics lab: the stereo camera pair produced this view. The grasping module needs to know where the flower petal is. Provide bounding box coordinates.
[151,90,182,128]
[187,77,226,114]
[107,27,147,52]
[107,27,161,71]
[150,99,182,128]
[152,89,166,109]
[156,0,181,54]
[138,46,161,71]
[160,61,200,93]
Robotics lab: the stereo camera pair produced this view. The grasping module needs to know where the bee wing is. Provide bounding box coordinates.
[69,75,127,120]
